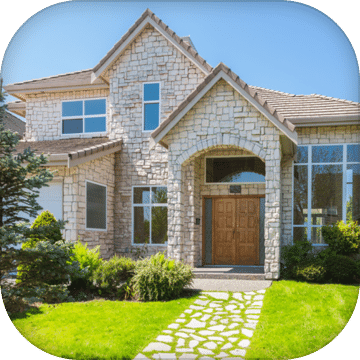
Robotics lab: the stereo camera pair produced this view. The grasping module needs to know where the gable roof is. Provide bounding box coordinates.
[152,62,298,145]
[91,8,212,82]
[2,111,26,137]
[14,137,122,168]
[249,86,360,126]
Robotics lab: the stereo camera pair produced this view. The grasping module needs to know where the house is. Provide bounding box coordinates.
[4,9,360,279]
[1,110,26,138]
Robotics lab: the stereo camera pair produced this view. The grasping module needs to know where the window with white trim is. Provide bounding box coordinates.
[143,83,160,131]
[293,144,360,244]
[133,186,167,244]
[62,98,106,135]
[86,181,107,230]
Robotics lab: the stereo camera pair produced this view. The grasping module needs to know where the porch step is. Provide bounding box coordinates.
[193,266,266,281]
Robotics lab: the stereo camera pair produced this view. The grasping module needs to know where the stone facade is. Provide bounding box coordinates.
[164,79,283,279]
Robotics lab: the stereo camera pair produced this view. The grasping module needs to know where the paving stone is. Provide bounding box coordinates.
[215,311,228,315]
[180,313,186,317]
[210,320,217,325]
[238,304,245,309]
[209,336,225,341]
[244,291,256,295]
[143,342,171,352]
[208,325,226,331]
[179,354,197,360]
[230,300,239,304]
[190,334,207,341]
[245,301,251,305]
[254,295,265,300]
[220,319,229,324]
[247,315,259,319]
[162,330,172,334]
[244,295,252,300]
[200,314,211,321]
[242,328,254,337]
[191,312,202,318]
[180,329,196,333]
[212,315,221,320]
[251,301,263,307]
[176,319,186,323]
[244,322,257,329]
[176,348,193,353]
[190,305,205,310]
[175,332,189,338]
[184,309,193,314]
[156,335,173,343]
[203,292,229,300]
[225,305,237,311]
[228,337,238,343]
[203,342,217,350]
[189,340,199,348]
[153,353,177,360]
[210,303,222,308]
[229,310,241,314]
[221,343,233,350]
[238,339,251,348]
[133,354,150,360]
[195,299,210,306]
[229,315,242,320]
[177,338,185,347]
[228,322,239,329]
[230,349,246,357]
[199,296,208,299]
[198,348,214,355]
[220,330,240,337]
[198,357,214,360]
[168,323,180,329]
[186,319,206,328]
[203,308,214,313]
[245,309,261,314]
[198,330,215,336]
[232,293,244,301]
[257,289,266,294]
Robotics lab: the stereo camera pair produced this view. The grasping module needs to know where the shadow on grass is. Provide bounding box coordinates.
[9,305,44,320]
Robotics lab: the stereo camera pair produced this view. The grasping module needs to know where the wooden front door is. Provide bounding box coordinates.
[213,197,260,265]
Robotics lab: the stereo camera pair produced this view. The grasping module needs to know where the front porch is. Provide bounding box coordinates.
[193,265,266,280]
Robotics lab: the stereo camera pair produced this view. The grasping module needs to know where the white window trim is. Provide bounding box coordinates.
[291,143,360,245]
[142,82,161,133]
[61,97,107,136]
[132,185,168,246]
[85,180,107,232]
[204,155,266,185]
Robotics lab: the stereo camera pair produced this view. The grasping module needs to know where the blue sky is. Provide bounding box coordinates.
[1,1,359,104]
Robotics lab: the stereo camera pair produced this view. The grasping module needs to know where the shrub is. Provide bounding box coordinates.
[281,240,312,279]
[69,241,102,290]
[93,256,135,295]
[322,220,360,255]
[132,252,193,301]
[294,263,326,283]
[324,253,358,284]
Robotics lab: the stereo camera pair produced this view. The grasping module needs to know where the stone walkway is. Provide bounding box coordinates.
[134,289,266,359]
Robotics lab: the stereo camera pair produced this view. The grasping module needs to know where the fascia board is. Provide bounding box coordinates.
[6,84,109,95]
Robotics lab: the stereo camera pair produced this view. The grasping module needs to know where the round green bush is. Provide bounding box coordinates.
[324,254,358,284]
[132,252,194,301]
[294,263,326,283]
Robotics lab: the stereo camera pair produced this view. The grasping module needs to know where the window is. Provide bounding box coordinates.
[293,144,360,244]
[206,157,265,183]
[62,98,106,135]
[143,83,160,131]
[86,181,107,230]
[133,186,167,244]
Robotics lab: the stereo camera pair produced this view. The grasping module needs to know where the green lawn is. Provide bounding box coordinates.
[11,293,199,360]
[246,280,359,360]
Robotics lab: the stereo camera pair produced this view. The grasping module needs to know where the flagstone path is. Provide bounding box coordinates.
[134,289,266,359]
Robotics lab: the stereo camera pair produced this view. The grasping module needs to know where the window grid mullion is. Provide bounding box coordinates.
[308,145,312,241]
[343,145,347,223]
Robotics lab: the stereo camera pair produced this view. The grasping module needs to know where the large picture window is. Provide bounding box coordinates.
[206,157,265,184]
[143,83,160,131]
[86,181,107,230]
[133,186,167,244]
[62,98,106,135]
[293,144,360,244]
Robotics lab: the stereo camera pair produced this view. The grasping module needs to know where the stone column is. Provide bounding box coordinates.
[167,159,184,262]
[264,145,281,279]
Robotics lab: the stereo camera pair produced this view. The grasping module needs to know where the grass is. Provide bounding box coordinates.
[246,280,359,360]
[11,292,199,360]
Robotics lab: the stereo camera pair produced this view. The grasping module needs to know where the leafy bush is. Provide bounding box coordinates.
[93,256,135,295]
[69,241,102,290]
[294,263,326,283]
[281,240,313,278]
[324,253,358,284]
[132,252,193,301]
[322,220,360,255]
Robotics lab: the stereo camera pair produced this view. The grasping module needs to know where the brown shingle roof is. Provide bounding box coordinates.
[2,111,26,137]
[92,8,212,76]
[15,137,122,158]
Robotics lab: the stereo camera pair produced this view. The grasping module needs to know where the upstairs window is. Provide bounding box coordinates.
[62,98,106,135]
[143,83,160,131]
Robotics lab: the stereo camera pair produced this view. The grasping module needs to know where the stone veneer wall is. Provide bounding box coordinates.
[164,79,283,279]
[24,89,110,141]
[105,24,207,257]
[47,153,116,259]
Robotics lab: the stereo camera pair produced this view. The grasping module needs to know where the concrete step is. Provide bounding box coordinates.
[193,272,266,280]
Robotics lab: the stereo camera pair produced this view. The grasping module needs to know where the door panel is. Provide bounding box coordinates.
[212,196,260,265]
[213,198,236,265]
